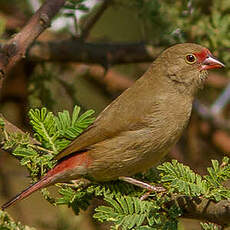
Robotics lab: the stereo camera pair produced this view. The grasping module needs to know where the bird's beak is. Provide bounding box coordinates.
[200,55,225,71]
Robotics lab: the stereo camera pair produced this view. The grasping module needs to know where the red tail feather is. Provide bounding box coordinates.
[1,151,91,209]
[1,176,52,210]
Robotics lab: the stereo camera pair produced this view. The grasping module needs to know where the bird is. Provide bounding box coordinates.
[1,43,224,210]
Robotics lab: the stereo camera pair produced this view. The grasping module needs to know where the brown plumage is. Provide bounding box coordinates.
[2,43,224,209]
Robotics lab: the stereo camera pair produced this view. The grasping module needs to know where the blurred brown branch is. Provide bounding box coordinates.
[76,65,134,94]
[28,40,162,65]
[0,0,66,86]
[194,100,230,153]
[168,195,230,227]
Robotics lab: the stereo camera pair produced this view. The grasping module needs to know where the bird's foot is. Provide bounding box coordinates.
[60,178,91,188]
[119,176,165,193]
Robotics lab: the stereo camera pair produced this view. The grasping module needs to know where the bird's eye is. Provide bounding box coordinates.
[185,54,197,64]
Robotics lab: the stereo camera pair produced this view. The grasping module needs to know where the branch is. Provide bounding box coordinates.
[28,39,162,65]
[210,82,230,115]
[0,0,66,84]
[168,195,230,226]
[0,114,39,145]
[81,65,134,92]
[193,100,230,131]
[80,0,111,40]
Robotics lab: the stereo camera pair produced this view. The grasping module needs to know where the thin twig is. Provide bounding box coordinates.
[211,82,230,115]
[31,144,53,154]
[193,100,230,131]
[80,0,111,40]
[0,113,39,145]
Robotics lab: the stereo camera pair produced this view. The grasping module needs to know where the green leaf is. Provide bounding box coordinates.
[55,105,95,141]
[200,222,220,230]
[94,196,161,230]
[158,160,208,196]
[13,146,38,157]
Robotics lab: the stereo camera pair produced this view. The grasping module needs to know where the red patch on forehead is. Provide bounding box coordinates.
[193,48,211,63]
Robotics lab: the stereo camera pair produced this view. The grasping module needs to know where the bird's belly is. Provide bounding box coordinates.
[87,125,184,181]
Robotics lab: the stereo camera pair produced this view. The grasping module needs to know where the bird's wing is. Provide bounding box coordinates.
[55,70,158,160]
[55,101,120,160]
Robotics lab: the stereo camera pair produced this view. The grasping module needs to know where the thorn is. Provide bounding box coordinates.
[40,13,50,28]
[6,42,17,57]
[0,69,5,79]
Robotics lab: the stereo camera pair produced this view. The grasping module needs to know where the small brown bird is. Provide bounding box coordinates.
[2,43,224,209]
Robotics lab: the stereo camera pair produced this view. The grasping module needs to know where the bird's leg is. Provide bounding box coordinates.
[140,191,152,201]
[119,176,165,192]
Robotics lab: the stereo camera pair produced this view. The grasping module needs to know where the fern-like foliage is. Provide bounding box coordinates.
[204,157,230,201]
[1,105,95,180]
[92,181,140,198]
[92,158,230,229]
[94,196,155,229]
[200,222,220,230]
[29,106,95,154]
[29,107,59,153]
[55,185,93,215]
[158,159,230,202]
[55,106,95,140]
[94,195,181,230]
[2,105,230,230]
[54,179,181,229]
[0,210,35,230]
[158,160,208,196]
[54,180,140,216]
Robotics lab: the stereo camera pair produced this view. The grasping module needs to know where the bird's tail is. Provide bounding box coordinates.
[1,175,52,210]
[1,151,90,210]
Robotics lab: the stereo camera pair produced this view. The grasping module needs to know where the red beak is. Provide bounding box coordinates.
[200,54,225,71]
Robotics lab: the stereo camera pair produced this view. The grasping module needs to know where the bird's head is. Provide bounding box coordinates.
[157,43,224,94]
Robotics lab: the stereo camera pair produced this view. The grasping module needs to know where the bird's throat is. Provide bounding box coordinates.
[197,70,208,89]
